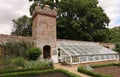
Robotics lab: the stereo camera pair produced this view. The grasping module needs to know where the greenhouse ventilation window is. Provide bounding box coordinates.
[57,40,119,65]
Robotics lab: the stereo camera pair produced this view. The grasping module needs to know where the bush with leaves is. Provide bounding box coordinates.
[25,47,42,60]
[12,57,26,68]
[24,59,53,69]
[0,56,16,71]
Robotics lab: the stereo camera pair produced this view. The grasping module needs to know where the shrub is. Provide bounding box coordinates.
[1,56,12,65]
[12,57,26,68]
[24,59,53,69]
[25,47,42,60]
[0,56,16,72]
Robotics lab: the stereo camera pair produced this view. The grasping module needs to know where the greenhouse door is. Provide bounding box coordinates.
[43,45,51,59]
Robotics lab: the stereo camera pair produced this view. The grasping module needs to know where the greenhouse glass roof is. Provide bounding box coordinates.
[57,40,118,56]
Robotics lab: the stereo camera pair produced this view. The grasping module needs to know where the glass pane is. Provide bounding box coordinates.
[72,56,79,63]
[94,56,100,60]
[80,56,88,62]
[66,56,70,63]
[88,56,94,61]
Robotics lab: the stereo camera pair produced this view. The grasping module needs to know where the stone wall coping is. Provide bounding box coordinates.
[32,4,57,19]
[96,42,115,45]
[0,34,33,40]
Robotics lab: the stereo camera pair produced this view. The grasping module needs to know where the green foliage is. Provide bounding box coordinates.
[0,57,16,72]
[0,58,54,74]
[0,69,81,77]
[106,26,120,43]
[78,66,112,77]
[24,60,53,68]
[91,63,120,68]
[0,58,53,73]
[11,0,109,42]
[25,47,42,60]
[0,65,53,74]
[58,69,80,77]
[12,57,26,68]
[114,43,120,61]
[0,56,12,65]
[0,41,34,58]
[114,42,120,54]
[57,0,110,42]
[29,2,37,15]
[28,0,110,42]
[11,15,32,36]
[0,69,55,77]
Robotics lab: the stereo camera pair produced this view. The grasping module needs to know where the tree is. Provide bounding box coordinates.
[106,26,120,43]
[11,15,32,36]
[13,0,109,42]
[57,0,110,41]
[114,43,120,62]
[28,0,110,42]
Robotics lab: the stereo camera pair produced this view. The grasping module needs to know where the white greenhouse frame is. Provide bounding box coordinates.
[57,41,119,65]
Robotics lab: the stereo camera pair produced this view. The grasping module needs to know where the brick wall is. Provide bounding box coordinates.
[96,42,115,50]
[73,60,119,66]
[0,34,33,43]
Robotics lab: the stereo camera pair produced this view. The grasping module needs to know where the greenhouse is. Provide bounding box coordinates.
[57,40,119,65]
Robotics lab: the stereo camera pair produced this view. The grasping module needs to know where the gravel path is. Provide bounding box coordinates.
[54,64,91,77]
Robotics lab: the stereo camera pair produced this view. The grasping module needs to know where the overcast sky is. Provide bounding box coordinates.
[0,0,120,35]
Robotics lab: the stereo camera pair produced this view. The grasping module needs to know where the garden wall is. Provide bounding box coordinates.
[97,42,115,49]
[0,34,33,62]
[0,34,33,43]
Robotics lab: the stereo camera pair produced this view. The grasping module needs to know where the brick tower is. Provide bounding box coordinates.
[32,4,58,63]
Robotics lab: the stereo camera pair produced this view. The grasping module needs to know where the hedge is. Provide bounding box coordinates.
[0,69,81,77]
[58,69,80,77]
[0,66,53,74]
[91,63,120,68]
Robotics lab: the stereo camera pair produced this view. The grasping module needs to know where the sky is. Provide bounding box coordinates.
[0,0,120,35]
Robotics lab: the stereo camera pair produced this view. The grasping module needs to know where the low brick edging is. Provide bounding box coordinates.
[72,60,119,66]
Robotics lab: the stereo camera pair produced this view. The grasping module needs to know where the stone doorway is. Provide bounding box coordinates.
[43,45,51,59]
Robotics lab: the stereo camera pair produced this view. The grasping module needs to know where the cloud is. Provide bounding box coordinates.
[0,0,32,34]
[98,0,120,28]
